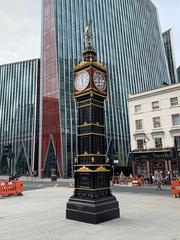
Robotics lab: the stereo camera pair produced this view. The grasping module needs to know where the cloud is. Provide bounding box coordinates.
[0,0,41,65]
[152,0,180,66]
[0,0,179,67]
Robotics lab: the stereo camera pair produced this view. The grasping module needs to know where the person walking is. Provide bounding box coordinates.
[154,170,163,190]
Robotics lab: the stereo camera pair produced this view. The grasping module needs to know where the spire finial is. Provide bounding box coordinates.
[83,20,96,48]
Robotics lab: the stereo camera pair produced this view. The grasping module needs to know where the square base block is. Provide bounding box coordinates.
[66,195,120,224]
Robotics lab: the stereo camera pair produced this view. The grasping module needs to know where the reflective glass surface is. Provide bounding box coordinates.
[41,0,170,177]
[0,59,40,175]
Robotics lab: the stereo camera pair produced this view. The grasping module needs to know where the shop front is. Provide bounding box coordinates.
[131,148,180,181]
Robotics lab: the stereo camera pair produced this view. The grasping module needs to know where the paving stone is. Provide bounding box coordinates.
[0,188,180,240]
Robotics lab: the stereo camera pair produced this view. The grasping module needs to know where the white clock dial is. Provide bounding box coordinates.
[74,71,90,92]
[93,71,106,91]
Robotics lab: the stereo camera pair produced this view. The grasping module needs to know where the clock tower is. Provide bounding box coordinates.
[66,25,120,224]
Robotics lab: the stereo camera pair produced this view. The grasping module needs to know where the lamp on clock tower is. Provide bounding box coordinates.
[66,22,120,224]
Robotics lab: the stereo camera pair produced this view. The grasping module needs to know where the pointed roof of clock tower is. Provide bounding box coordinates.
[73,21,106,72]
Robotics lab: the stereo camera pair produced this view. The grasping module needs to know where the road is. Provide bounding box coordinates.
[22,181,171,196]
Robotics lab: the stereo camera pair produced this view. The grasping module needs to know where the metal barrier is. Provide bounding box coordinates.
[171,180,180,198]
[0,179,23,197]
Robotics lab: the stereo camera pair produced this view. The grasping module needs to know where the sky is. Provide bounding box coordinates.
[0,0,41,65]
[0,0,179,66]
[151,0,180,66]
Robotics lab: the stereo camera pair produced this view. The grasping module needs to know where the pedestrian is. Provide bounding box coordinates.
[154,170,163,191]
[151,175,155,184]
[34,170,37,180]
[26,171,29,180]
[31,171,34,181]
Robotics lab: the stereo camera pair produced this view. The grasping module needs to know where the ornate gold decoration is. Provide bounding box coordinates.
[75,165,109,173]
[92,61,106,71]
[74,90,106,99]
[95,166,109,172]
[76,166,93,172]
[78,123,104,128]
[79,60,89,66]
[91,157,95,163]
[77,98,103,104]
[78,133,105,137]
[77,103,104,109]
[77,153,106,157]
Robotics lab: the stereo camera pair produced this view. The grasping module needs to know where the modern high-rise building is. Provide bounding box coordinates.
[0,59,40,176]
[40,0,170,178]
[177,66,180,83]
[162,29,178,84]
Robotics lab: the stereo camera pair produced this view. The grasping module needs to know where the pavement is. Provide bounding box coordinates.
[1,187,180,240]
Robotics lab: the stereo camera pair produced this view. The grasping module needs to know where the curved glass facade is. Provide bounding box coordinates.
[40,0,170,177]
[0,59,40,176]
[162,29,178,84]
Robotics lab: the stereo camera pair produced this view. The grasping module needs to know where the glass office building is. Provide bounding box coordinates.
[177,66,180,83]
[0,59,40,176]
[162,29,178,84]
[40,0,170,177]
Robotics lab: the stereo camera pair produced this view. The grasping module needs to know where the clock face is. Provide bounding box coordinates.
[93,71,106,91]
[74,71,90,92]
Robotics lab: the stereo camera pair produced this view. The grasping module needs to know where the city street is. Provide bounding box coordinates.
[22,181,172,196]
[0,176,172,196]
[1,186,180,240]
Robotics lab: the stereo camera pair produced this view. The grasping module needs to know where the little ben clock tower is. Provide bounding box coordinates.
[66,27,120,224]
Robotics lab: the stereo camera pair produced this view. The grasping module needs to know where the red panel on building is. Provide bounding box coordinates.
[41,0,62,177]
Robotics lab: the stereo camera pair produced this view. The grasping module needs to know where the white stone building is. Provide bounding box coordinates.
[128,83,180,179]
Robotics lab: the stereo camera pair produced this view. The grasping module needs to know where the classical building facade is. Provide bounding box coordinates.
[128,83,180,179]
[0,59,40,176]
[39,0,171,178]
[162,29,178,84]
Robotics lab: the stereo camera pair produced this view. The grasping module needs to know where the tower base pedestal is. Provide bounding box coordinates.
[66,195,120,224]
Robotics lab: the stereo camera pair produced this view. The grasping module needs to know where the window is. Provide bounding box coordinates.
[136,119,142,130]
[172,114,180,126]
[137,139,144,149]
[135,104,141,113]
[153,117,161,128]
[155,138,162,148]
[174,136,180,148]
[170,97,178,106]
[152,101,159,110]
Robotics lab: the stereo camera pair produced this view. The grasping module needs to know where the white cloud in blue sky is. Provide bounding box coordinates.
[0,0,179,66]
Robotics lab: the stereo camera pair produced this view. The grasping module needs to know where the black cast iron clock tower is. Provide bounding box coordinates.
[66,23,120,224]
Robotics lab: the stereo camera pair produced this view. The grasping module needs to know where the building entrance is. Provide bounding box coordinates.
[150,160,165,177]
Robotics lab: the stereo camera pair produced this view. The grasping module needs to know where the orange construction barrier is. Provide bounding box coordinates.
[0,179,23,197]
[171,180,180,198]
[132,177,144,187]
